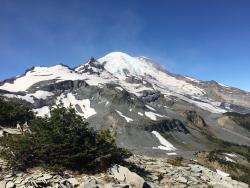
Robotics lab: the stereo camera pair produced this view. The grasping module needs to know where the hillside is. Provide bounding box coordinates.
[0,52,250,187]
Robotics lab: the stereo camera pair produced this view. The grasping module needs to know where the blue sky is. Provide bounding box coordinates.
[0,0,250,91]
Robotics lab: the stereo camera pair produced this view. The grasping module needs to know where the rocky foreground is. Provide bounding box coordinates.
[0,155,248,188]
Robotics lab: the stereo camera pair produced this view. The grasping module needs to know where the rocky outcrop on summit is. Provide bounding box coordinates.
[75,57,105,75]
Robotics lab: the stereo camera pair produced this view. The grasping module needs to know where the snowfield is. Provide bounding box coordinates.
[145,105,156,111]
[4,93,35,103]
[33,106,50,117]
[145,111,164,121]
[0,51,230,115]
[138,112,144,116]
[116,110,133,122]
[0,65,84,92]
[98,52,227,113]
[225,153,237,158]
[185,76,200,83]
[31,90,54,99]
[225,156,236,163]
[115,86,124,91]
[152,131,176,151]
[176,93,227,114]
[4,91,53,103]
[98,52,206,96]
[216,169,230,177]
[56,93,96,119]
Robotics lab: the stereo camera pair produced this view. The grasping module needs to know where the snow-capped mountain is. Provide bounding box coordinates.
[1,52,250,157]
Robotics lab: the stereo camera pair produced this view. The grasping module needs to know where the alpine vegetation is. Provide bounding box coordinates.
[0,103,131,172]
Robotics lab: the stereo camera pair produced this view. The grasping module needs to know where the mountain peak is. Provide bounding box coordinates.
[98,52,156,79]
[102,51,132,58]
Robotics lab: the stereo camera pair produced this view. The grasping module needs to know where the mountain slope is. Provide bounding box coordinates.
[0,52,250,158]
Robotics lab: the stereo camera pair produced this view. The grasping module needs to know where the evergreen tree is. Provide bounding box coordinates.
[0,97,34,127]
[0,103,131,172]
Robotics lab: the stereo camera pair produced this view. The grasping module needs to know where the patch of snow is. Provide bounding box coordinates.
[90,67,101,73]
[225,156,236,163]
[3,91,52,103]
[167,152,177,155]
[164,95,172,100]
[216,169,230,177]
[116,110,133,122]
[152,131,176,151]
[115,86,124,91]
[120,83,153,97]
[82,71,116,86]
[4,94,35,103]
[211,101,222,107]
[105,101,109,106]
[218,82,230,88]
[225,153,237,158]
[145,111,164,121]
[57,93,96,119]
[31,90,54,99]
[193,101,226,113]
[176,94,226,113]
[185,76,200,83]
[129,108,132,112]
[145,105,156,111]
[33,106,50,117]
[138,112,144,116]
[224,103,231,110]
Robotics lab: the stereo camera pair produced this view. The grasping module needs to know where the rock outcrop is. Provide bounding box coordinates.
[184,111,207,128]
[0,155,248,188]
[144,119,190,134]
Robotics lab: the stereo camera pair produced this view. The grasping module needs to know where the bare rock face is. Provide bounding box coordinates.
[198,80,250,110]
[75,57,105,75]
[140,90,160,103]
[184,111,207,128]
[108,165,146,188]
[144,119,190,134]
[217,115,238,129]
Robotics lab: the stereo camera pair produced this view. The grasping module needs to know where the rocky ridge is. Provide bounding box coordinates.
[0,155,248,188]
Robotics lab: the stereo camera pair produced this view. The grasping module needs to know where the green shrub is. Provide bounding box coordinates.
[0,104,131,172]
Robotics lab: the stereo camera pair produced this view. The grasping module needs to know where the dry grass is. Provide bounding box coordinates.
[167,157,184,166]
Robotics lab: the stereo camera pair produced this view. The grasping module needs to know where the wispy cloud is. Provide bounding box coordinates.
[104,10,144,50]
